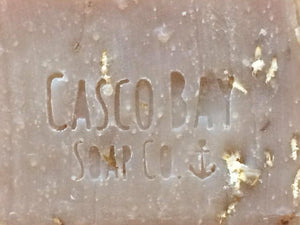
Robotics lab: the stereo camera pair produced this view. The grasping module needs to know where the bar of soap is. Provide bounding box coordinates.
[1,0,300,224]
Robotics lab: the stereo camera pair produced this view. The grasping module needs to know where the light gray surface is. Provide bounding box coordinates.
[0,0,300,224]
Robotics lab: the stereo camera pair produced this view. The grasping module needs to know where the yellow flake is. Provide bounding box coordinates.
[220,152,260,224]
[218,211,227,224]
[101,51,109,75]
[251,60,265,76]
[217,199,239,224]
[291,136,299,161]
[265,57,278,84]
[295,27,300,44]
[292,169,300,206]
[225,72,247,95]
[232,80,248,95]
[264,151,274,168]
[223,152,260,191]
[254,46,262,60]
[226,201,237,215]
[53,217,63,225]
[100,51,113,96]
[251,46,265,76]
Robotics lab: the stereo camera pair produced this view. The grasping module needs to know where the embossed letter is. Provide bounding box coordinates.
[160,145,172,178]
[47,73,67,131]
[103,146,118,179]
[71,80,91,130]
[143,140,155,179]
[115,79,130,130]
[89,146,102,180]
[95,78,109,130]
[217,77,233,127]
[73,140,84,181]
[170,71,187,128]
[122,145,132,178]
[135,79,153,130]
[194,76,213,128]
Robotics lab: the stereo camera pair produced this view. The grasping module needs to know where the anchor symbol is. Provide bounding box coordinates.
[189,139,216,179]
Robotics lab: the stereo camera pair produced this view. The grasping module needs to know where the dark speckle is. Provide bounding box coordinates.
[260,120,270,132]
[279,213,295,225]
[73,42,80,52]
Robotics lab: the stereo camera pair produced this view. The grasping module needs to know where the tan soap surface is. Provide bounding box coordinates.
[1,0,300,224]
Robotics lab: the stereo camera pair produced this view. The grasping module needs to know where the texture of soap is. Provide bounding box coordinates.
[1,0,300,225]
